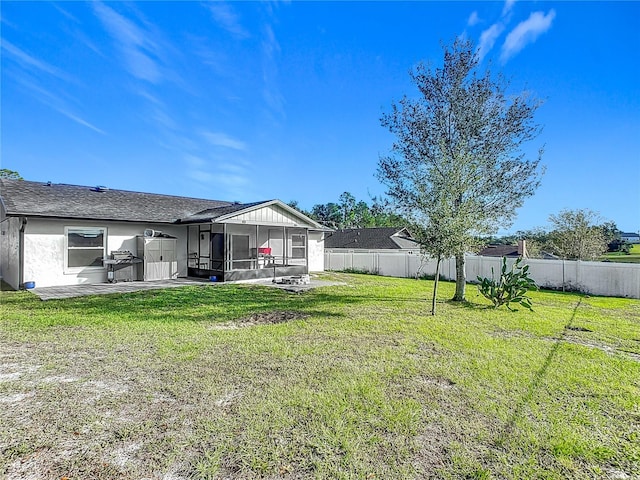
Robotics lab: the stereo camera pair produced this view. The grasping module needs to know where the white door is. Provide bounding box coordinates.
[161,239,178,279]
[145,239,163,281]
[268,229,284,265]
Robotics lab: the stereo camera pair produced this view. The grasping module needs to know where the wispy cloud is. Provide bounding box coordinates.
[71,28,107,58]
[1,40,71,81]
[471,0,513,61]
[55,108,106,134]
[261,23,285,116]
[13,74,105,134]
[500,10,556,62]
[477,23,505,61]
[467,11,480,27]
[206,3,249,39]
[502,0,516,17]
[51,2,80,23]
[185,155,251,198]
[202,131,247,151]
[2,39,104,134]
[92,2,162,83]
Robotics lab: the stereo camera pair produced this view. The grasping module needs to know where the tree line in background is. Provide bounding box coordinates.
[292,188,630,263]
[482,209,628,261]
[288,192,405,229]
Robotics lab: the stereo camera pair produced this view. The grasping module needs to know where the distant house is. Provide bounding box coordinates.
[324,227,420,252]
[477,240,528,258]
[620,232,640,244]
[0,179,326,289]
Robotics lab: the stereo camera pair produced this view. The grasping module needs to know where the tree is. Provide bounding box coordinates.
[369,196,407,227]
[378,39,544,301]
[286,200,311,217]
[310,202,342,228]
[308,192,408,229]
[599,221,620,244]
[338,192,357,227]
[411,191,466,315]
[0,169,22,180]
[547,209,608,260]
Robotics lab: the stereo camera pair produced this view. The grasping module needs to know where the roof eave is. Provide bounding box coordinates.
[214,200,324,229]
[3,212,179,224]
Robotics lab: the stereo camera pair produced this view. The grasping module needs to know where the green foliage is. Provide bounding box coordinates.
[339,267,380,275]
[547,209,608,260]
[307,191,407,228]
[477,257,538,311]
[377,38,544,301]
[0,168,22,179]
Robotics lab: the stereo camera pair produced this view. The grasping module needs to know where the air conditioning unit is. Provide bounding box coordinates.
[144,229,162,237]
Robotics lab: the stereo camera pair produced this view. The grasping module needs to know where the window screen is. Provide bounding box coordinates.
[291,234,306,259]
[67,228,106,268]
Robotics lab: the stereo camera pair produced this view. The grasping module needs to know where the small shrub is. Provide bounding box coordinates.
[340,267,380,275]
[417,273,446,281]
[477,257,538,311]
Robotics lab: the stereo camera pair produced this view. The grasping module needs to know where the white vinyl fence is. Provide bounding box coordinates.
[325,250,640,299]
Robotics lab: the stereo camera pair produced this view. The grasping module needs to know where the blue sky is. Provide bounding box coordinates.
[2,1,639,234]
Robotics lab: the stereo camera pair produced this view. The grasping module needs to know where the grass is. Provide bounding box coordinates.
[602,243,640,263]
[1,273,638,479]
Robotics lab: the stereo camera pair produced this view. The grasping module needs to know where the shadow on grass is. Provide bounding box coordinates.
[490,297,585,452]
[6,285,359,325]
[2,281,499,328]
[445,298,491,310]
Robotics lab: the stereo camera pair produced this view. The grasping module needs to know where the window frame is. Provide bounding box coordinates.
[64,226,107,273]
[290,233,306,260]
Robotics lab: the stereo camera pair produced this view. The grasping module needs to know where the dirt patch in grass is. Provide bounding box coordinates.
[561,337,616,355]
[566,325,593,332]
[618,350,640,363]
[211,310,310,329]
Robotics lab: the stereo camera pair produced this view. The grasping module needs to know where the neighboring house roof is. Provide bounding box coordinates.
[0,179,322,228]
[477,244,521,257]
[324,227,420,250]
[477,240,529,258]
[621,232,640,238]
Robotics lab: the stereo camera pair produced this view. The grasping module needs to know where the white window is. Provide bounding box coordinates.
[291,234,306,259]
[65,227,106,271]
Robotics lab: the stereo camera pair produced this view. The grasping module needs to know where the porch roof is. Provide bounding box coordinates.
[179,200,324,230]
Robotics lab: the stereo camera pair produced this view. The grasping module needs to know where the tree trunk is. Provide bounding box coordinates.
[431,256,441,315]
[453,252,466,301]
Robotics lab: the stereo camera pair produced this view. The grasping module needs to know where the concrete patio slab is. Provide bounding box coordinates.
[29,277,343,300]
[30,278,215,301]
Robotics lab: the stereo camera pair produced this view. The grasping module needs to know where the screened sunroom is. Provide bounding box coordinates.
[183,200,324,282]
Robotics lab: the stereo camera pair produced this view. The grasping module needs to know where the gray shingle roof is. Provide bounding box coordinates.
[181,201,268,223]
[324,227,420,250]
[0,179,239,223]
[477,245,520,257]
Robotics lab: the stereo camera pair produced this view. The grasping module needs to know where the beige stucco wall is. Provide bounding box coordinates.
[308,231,325,272]
[23,218,188,288]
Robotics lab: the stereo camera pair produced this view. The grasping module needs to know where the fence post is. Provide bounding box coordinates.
[405,252,409,278]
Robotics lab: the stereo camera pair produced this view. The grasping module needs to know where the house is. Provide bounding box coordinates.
[620,232,640,244]
[477,240,528,258]
[0,179,326,289]
[324,227,420,252]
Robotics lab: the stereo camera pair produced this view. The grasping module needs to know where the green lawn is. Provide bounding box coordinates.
[602,243,640,263]
[1,273,638,479]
